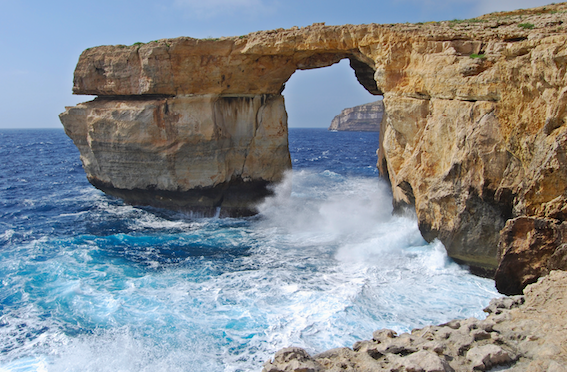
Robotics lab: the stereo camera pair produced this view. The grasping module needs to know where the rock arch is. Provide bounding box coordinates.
[61,27,384,218]
[61,10,567,292]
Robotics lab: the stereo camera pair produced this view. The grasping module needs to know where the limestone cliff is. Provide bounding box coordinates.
[61,95,290,216]
[61,3,567,293]
[329,101,383,131]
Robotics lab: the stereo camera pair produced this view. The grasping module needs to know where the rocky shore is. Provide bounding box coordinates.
[263,271,567,372]
[328,101,383,131]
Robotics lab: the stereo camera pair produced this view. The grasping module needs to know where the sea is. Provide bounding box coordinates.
[0,128,499,372]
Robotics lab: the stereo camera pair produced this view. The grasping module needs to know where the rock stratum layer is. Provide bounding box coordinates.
[329,100,383,131]
[61,3,567,293]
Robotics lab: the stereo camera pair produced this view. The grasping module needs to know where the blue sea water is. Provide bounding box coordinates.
[0,128,498,372]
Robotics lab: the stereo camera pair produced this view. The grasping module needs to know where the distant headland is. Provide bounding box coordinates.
[328,100,383,132]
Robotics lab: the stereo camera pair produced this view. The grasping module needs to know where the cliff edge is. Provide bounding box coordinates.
[61,2,567,294]
[329,101,383,131]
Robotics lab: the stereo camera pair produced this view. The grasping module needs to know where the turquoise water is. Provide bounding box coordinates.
[0,128,498,371]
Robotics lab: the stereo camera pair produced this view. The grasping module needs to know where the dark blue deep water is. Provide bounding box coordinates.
[0,128,497,371]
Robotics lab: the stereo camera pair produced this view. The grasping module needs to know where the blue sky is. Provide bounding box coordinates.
[0,0,553,129]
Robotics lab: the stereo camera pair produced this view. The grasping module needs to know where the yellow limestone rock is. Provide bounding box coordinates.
[61,3,567,292]
[60,94,290,216]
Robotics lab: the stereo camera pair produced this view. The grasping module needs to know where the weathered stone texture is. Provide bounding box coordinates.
[60,94,290,216]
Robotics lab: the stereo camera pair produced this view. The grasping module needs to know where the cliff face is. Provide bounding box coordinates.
[61,3,567,293]
[329,101,383,131]
[61,95,290,216]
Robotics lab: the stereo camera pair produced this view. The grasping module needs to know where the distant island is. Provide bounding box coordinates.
[328,100,383,131]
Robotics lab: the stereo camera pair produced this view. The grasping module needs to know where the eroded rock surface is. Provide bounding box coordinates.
[61,94,290,216]
[262,271,567,372]
[61,3,567,290]
[328,101,383,131]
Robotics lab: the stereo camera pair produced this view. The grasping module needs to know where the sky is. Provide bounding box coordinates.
[0,0,554,129]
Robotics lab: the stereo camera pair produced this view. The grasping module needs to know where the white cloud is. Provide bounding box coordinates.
[476,0,555,14]
[173,0,277,18]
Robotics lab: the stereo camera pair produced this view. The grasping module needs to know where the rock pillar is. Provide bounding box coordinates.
[60,94,290,216]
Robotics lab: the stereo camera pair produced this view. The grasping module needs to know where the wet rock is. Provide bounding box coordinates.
[60,95,291,216]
